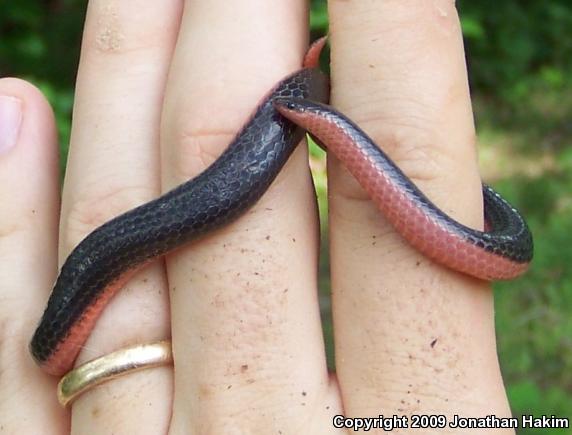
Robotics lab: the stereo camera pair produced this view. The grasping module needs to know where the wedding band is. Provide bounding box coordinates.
[57,340,172,407]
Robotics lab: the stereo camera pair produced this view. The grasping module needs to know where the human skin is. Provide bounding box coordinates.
[0,0,514,434]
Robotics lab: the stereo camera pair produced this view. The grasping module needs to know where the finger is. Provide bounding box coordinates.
[329,0,511,416]
[57,1,182,432]
[161,1,339,432]
[0,79,65,433]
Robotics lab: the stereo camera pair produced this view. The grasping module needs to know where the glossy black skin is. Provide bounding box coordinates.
[274,98,533,264]
[30,68,329,366]
[480,185,533,262]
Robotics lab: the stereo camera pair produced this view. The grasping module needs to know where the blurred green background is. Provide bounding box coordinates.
[1,1,570,432]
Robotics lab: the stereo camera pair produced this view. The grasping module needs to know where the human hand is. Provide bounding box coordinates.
[0,1,513,434]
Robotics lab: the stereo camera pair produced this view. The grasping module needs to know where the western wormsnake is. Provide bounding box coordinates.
[30,39,533,376]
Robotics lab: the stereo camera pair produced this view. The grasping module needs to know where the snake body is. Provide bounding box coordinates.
[30,58,328,376]
[274,98,532,280]
[30,41,532,376]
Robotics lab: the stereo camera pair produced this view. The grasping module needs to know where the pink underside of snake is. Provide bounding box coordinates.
[40,267,142,376]
[274,107,529,281]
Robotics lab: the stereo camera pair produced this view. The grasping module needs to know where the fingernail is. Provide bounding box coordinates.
[0,95,23,154]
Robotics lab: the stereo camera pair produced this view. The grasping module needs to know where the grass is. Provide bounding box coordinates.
[480,91,572,433]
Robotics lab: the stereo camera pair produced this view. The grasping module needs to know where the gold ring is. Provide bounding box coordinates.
[57,340,172,407]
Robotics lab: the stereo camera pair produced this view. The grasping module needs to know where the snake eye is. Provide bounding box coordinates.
[273,99,297,111]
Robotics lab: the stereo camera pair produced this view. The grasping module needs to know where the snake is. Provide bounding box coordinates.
[30,38,533,376]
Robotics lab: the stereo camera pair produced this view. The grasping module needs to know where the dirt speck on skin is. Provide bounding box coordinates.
[198,383,212,398]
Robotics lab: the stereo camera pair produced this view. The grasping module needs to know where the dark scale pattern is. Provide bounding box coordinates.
[480,185,534,261]
[30,68,329,365]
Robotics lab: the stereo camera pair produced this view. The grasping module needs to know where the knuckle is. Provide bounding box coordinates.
[171,123,237,181]
[62,184,156,253]
[333,115,452,204]
[0,221,25,242]
[373,124,448,183]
